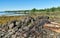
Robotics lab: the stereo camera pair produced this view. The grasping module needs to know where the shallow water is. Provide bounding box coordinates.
[0,12,27,16]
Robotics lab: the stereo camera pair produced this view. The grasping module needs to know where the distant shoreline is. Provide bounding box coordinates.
[0,12,28,16]
[0,14,28,16]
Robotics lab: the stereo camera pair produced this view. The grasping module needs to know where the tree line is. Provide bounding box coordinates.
[5,7,60,14]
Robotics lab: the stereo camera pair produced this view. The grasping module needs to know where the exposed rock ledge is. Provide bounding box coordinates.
[0,16,60,38]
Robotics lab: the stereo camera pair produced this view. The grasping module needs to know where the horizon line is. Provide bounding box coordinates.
[0,6,60,11]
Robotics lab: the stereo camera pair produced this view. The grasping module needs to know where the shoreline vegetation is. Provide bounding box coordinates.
[0,7,60,24]
[5,7,60,14]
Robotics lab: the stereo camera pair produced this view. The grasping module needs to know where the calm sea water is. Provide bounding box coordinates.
[0,12,27,16]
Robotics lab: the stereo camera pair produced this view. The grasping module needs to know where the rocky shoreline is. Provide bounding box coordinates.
[0,16,60,38]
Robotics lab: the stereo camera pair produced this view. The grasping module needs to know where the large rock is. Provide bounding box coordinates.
[8,23,14,29]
